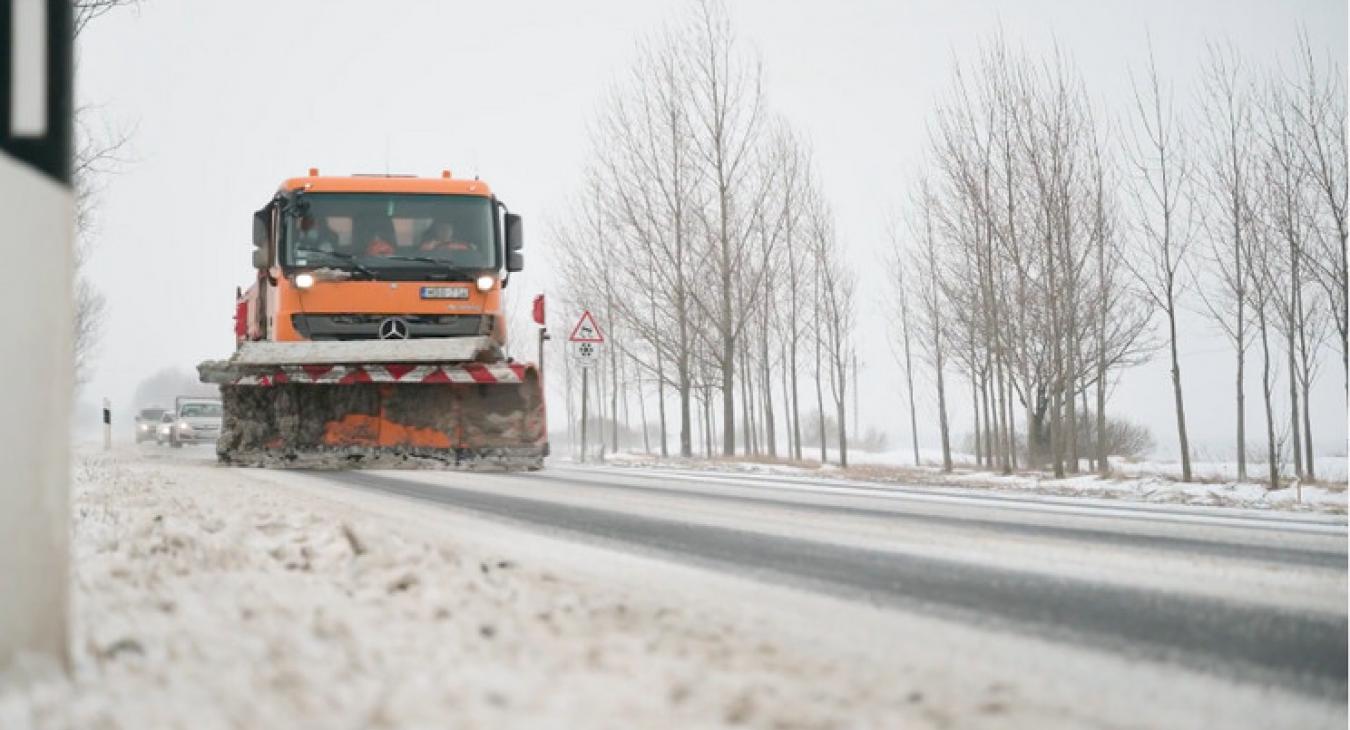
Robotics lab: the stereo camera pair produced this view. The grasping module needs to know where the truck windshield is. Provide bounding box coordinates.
[284,193,496,275]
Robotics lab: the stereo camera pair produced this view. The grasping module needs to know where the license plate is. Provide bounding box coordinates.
[421,286,469,300]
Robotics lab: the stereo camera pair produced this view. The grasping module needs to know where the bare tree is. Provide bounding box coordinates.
[71,0,140,388]
[1195,41,1255,479]
[683,0,769,456]
[1245,180,1284,489]
[909,182,953,471]
[885,219,922,466]
[1290,33,1349,393]
[810,198,855,466]
[1126,41,1197,482]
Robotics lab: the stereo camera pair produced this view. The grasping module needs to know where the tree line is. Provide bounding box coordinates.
[552,5,1346,486]
[893,32,1344,486]
[552,0,858,466]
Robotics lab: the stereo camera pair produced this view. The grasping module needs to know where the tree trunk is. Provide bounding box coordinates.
[762,318,777,458]
[1236,332,1246,480]
[1258,307,1279,489]
[815,327,827,464]
[781,342,794,460]
[791,333,802,461]
[1235,299,1247,481]
[635,354,650,454]
[935,341,952,473]
[1286,327,1303,478]
[903,316,921,467]
[1301,379,1315,481]
[1095,356,1108,477]
[745,348,756,456]
[836,366,849,469]
[610,326,620,454]
[1005,370,1018,471]
[1167,303,1193,482]
[656,352,669,457]
[982,370,996,468]
[970,371,983,468]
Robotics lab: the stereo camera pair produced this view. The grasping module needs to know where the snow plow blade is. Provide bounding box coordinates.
[198,356,547,470]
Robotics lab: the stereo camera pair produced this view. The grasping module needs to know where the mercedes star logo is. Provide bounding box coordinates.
[378,317,410,340]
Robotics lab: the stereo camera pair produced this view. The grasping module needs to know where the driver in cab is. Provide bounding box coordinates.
[418,219,476,258]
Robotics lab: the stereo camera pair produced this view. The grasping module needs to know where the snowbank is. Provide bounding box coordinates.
[602,451,1348,513]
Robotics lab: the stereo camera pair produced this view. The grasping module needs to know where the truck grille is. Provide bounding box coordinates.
[291,314,491,341]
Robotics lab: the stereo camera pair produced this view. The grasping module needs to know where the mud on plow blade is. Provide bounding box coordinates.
[198,339,547,470]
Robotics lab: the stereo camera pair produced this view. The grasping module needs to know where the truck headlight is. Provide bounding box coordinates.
[475,275,495,292]
[294,273,315,289]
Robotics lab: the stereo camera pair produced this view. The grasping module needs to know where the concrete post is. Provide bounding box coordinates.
[0,0,75,670]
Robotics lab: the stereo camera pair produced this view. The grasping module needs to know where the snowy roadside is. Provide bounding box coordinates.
[600,451,1349,514]
[2,446,1342,729]
[0,447,930,730]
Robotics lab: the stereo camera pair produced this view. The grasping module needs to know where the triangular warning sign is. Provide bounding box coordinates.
[568,310,605,343]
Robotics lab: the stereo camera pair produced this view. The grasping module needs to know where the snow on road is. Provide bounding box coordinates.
[1,445,1343,729]
[0,447,922,729]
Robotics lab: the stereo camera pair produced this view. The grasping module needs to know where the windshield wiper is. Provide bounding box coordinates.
[295,249,376,279]
[375,255,477,279]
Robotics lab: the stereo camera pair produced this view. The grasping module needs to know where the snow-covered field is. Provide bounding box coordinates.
[0,447,938,729]
[604,449,1348,513]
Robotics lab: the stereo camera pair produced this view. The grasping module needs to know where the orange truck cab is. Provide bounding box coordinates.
[240,169,524,349]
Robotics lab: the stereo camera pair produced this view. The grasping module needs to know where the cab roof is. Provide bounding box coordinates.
[279,171,493,197]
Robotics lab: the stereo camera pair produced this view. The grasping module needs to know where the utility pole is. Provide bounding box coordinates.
[1,0,75,669]
[580,367,588,463]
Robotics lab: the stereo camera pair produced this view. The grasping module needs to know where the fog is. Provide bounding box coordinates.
[74,0,1346,458]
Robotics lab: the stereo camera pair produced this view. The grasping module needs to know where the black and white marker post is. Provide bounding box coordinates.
[0,0,75,669]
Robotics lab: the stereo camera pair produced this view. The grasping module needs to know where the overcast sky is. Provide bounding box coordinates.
[76,0,1346,459]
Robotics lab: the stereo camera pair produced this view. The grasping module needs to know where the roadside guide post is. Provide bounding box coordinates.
[1,0,75,670]
[103,397,111,451]
[568,310,604,463]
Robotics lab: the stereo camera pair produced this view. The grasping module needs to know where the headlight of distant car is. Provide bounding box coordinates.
[138,424,149,431]
[177,422,192,431]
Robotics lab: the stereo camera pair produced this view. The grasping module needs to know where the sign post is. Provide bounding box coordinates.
[1,0,75,669]
[568,311,604,462]
[533,294,548,383]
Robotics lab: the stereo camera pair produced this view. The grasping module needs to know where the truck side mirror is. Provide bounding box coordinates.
[252,247,269,269]
[252,209,269,248]
[505,213,524,272]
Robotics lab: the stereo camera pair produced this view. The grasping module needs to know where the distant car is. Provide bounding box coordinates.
[155,412,175,446]
[165,397,223,448]
[134,407,167,443]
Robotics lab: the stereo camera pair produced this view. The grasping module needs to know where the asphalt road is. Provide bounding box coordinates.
[311,461,1348,701]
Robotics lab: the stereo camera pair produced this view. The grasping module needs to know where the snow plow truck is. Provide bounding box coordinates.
[198,169,546,469]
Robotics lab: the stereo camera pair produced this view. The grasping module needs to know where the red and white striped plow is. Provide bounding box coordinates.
[226,362,531,387]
